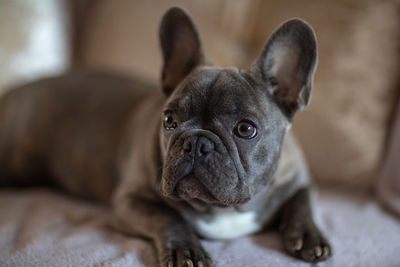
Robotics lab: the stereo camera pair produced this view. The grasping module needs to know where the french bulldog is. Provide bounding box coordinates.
[0,7,330,267]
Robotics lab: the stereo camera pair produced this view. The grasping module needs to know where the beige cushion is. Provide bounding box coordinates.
[78,0,256,80]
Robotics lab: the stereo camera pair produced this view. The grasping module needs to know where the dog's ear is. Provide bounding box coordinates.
[160,7,205,95]
[251,19,317,118]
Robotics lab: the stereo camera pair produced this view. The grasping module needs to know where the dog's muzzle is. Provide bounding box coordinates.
[160,129,249,206]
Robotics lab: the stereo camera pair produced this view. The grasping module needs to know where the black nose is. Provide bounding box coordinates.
[183,136,215,157]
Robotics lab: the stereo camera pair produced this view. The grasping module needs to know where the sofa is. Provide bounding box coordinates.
[1,1,399,266]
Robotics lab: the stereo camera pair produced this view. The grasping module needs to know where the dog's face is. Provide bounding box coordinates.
[158,8,317,209]
[159,67,288,208]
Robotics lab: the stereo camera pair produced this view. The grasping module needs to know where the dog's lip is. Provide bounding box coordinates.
[164,175,245,208]
[173,174,219,203]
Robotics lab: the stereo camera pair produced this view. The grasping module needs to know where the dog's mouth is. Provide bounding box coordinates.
[174,174,217,202]
[164,173,231,210]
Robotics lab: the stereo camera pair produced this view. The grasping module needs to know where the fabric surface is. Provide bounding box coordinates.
[377,99,400,217]
[0,188,399,267]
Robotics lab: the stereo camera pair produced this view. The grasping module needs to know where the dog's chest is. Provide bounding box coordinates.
[190,208,262,240]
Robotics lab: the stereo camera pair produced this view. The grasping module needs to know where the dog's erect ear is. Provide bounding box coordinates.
[160,7,205,95]
[251,19,317,118]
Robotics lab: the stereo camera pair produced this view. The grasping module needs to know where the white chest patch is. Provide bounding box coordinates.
[193,208,262,240]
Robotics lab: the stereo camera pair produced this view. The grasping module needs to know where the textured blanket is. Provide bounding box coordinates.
[1,188,399,267]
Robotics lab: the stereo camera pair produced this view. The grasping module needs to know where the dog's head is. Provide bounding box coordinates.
[158,7,317,210]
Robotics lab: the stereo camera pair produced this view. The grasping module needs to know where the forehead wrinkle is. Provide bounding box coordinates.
[207,70,265,118]
[231,71,274,121]
[166,69,221,114]
[189,70,222,116]
[234,73,271,118]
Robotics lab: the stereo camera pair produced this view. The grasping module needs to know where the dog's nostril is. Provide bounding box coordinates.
[183,136,197,154]
[183,141,192,153]
[197,137,215,156]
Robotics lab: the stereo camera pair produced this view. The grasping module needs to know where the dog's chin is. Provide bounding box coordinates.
[181,195,231,212]
[175,175,217,202]
[163,174,231,211]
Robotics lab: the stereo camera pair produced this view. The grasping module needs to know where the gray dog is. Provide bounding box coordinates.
[0,7,330,267]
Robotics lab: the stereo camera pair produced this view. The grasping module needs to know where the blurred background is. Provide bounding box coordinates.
[0,0,399,195]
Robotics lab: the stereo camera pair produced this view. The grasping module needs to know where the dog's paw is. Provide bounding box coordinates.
[281,221,331,262]
[160,241,212,267]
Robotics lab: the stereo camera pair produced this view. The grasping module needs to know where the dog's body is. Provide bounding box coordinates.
[0,7,330,266]
[0,72,155,201]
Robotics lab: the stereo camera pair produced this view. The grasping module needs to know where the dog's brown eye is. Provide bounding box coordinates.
[235,121,257,139]
[163,114,177,130]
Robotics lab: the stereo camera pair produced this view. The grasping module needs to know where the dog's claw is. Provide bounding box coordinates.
[301,249,316,262]
[184,259,194,267]
[167,260,174,267]
[323,246,330,257]
[293,239,303,251]
[314,246,322,257]
[300,243,331,262]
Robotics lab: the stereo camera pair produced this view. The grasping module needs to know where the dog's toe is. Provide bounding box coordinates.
[162,245,212,267]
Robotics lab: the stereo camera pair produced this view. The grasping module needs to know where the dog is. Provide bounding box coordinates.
[0,7,330,266]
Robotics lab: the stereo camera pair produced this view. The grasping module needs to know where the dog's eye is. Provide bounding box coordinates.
[235,121,257,139]
[163,114,177,130]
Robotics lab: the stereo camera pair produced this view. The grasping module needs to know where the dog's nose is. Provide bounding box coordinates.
[183,136,215,157]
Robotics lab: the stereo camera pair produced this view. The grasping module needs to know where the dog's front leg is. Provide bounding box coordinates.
[279,188,331,262]
[112,192,211,267]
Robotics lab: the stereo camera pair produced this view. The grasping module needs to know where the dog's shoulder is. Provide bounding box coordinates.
[273,131,311,189]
